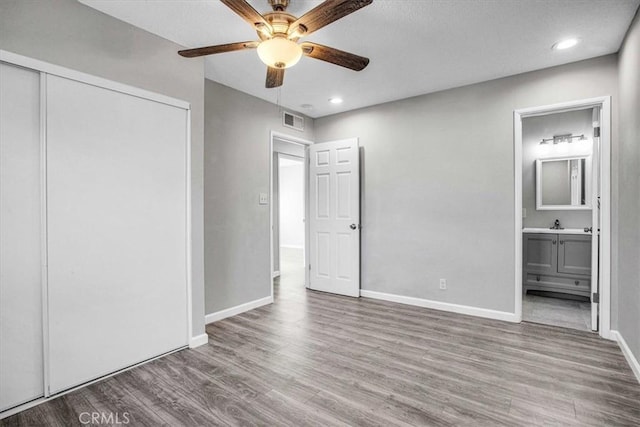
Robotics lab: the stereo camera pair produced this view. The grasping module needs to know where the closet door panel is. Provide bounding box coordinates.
[46,75,188,394]
[0,63,44,411]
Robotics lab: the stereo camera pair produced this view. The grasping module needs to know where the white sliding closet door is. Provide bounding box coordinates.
[46,75,189,393]
[0,63,44,411]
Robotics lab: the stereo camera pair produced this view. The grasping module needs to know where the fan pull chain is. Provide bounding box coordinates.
[276,87,283,113]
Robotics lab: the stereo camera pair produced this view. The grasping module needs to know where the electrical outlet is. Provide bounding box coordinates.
[439,278,447,290]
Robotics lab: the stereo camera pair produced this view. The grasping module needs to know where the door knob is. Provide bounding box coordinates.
[350,224,357,230]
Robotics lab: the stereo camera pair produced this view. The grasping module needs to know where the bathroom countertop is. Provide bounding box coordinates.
[522,227,591,235]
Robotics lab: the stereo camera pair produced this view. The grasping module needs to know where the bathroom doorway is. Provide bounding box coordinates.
[514,97,611,337]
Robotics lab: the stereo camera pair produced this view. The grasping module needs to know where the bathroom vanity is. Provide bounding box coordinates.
[522,228,592,297]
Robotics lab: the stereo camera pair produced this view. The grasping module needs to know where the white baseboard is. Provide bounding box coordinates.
[205,296,273,325]
[360,290,519,323]
[611,330,640,384]
[273,271,280,278]
[280,245,304,249]
[189,333,208,348]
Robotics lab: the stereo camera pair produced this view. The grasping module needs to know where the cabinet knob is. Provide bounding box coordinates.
[552,240,556,244]
[575,281,580,286]
[560,240,564,245]
[536,275,540,282]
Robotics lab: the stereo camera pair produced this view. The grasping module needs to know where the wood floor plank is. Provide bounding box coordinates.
[2,265,639,426]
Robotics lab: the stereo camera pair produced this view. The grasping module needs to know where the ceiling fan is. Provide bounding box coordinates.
[178,0,372,88]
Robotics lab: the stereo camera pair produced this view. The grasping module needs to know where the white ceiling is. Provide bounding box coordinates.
[81,0,639,118]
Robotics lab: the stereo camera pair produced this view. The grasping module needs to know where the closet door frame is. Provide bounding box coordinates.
[0,49,193,412]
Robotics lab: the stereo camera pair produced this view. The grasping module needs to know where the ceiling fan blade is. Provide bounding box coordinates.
[301,42,369,71]
[288,0,372,38]
[266,67,284,88]
[220,0,273,35]
[178,41,259,58]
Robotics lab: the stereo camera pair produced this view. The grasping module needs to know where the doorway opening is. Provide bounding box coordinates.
[270,132,312,301]
[514,97,611,338]
[274,154,305,297]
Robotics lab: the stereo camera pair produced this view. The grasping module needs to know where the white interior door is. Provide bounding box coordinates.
[46,75,189,394]
[591,107,601,331]
[309,138,360,297]
[0,63,44,411]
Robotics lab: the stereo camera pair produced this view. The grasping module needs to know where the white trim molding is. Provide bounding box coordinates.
[189,333,208,349]
[205,296,273,325]
[611,331,640,384]
[360,290,519,323]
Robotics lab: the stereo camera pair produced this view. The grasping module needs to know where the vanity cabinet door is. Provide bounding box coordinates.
[523,233,557,275]
[558,235,592,276]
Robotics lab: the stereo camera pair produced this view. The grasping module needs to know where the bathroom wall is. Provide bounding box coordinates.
[522,109,594,229]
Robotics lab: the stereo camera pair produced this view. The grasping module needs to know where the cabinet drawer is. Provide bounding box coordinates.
[525,273,590,292]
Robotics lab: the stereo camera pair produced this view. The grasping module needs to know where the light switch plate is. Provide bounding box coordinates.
[522,208,527,218]
[259,193,268,205]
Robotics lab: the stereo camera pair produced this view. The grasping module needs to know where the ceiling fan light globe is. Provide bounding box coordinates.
[257,37,302,69]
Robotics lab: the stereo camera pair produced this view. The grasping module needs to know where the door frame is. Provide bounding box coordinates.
[514,96,612,339]
[269,131,313,300]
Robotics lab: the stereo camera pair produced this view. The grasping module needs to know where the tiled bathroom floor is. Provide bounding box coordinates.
[523,292,592,331]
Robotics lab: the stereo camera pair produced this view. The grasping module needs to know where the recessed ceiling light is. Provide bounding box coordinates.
[329,97,343,104]
[553,38,579,50]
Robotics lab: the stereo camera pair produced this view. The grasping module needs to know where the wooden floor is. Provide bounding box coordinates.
[2,258,639,426]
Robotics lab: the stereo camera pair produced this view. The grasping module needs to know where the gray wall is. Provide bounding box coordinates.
[315,55,618,314]
[617,11,640,367]
[0,0,206,336]
[204,80,314,314]
[522,109,593,229]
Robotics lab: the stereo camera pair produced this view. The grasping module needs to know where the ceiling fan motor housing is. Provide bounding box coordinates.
[269,0,289,12]
[257,12,298,40]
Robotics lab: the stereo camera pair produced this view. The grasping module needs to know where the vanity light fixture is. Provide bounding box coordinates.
[552,38,579,50]
[329,97,343,104]
[539,133,586,145]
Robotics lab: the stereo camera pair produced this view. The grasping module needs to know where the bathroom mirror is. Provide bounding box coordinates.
[536,156,592,210]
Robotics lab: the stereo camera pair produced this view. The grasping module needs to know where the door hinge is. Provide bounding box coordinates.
[592,292,599,303]
[594,126,601,138]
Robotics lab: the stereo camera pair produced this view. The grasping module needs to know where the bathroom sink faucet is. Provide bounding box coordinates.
[551,219,563,230]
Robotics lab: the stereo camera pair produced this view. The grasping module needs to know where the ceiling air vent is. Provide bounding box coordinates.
[283,111,304,132]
